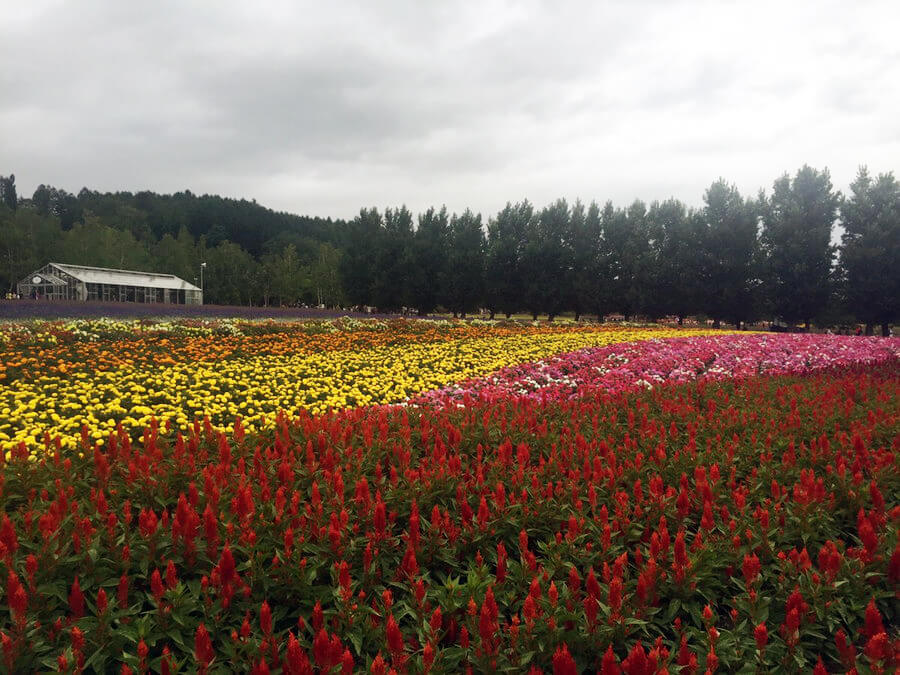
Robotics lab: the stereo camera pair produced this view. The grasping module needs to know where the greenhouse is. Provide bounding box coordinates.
[16,263,203,304]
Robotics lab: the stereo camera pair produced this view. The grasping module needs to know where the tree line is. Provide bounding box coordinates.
[0,165,897,334]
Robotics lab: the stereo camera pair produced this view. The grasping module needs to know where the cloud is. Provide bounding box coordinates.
[2,0,899,220]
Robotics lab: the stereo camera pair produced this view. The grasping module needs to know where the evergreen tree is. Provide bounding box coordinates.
[601,201,651,320]
[522,199,571,320]
[645,199,705,324]
[371,206,415,312]
[700,180,759,328]
[0,174,17,211]
[568,200,598,321]
[485,201,531,318]
[761,165,840,328]
[339,207,382,307]
[409,206,449,315]
[840,167,900,335]
[445,209,485,317]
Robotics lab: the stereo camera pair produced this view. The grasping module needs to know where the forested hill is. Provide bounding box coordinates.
[53,187,345,256]
[0,178,348,306]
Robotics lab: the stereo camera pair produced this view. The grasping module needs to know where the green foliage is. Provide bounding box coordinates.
[410,206,450,315]
[485,201,532,318]
[761,166,840,326]
[700,180,760,326]
[340,208,382,307]
[839,167,900,333]
[372,206,416,312]
[445,209,485,316]
[0,174,17,211]
[0,168,895,327]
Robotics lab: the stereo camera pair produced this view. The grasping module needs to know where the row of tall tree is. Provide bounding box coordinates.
[0,165,897,333]
[341,166,898,334]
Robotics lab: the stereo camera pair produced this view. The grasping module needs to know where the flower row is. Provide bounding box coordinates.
[0,365,896,672]
[410,334,900,407]
[0,324,723,455]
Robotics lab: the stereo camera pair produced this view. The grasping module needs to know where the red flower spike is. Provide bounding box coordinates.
[552,643,577,675]
[863,632,889,663]
[754,623,767,650]
[117,574,129,610]
[194,623,214,671]
[69,576,85,619]
[260,600,272,636]
[600,645,621,675]
[386,614,404,657]
[423,643,435,673]
[863,598,885,638]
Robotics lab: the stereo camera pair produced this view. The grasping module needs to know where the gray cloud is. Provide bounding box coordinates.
[2,0,899,219]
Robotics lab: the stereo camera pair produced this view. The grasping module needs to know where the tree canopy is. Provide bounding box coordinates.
[0,167,895,331]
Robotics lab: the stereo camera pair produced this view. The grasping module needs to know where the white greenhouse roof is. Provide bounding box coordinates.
[49,263,201,291]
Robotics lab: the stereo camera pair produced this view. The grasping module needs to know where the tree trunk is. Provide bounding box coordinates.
[712,318,721,329]
[489,310,495,320]
[574,311,581,321]
[505,312,511,319]
[532,311,538,321]
[881,322,890,337]
[452,311,458,318]
[460,312,466,319]
[677,315,684,326]
[804,320,811,332]
[418,307,426,317]
[865,323,874,336]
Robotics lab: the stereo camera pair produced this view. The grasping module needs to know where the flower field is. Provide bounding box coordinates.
[0,319,722,456]
[0,319,897,673]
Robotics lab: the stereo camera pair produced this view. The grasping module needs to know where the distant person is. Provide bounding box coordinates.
[855,326,862,336]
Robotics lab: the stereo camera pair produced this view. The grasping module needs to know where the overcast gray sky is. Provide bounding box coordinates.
[3,0,899,220]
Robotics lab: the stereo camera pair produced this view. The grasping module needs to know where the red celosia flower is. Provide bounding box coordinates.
[194,623,214,671]
[386,614,404,657]
[863,632,889,663]
[0,515,17,559]
[260,600,272,635]
[161,647,174,675]
[117,574,129,610]
[754,622,768,650]
[423,642,435,673]
[312,600,324,633]
[552,643,577,675]
[608,575,623,616]
[600,645,621,675]
[150,569,165,603]
[835,628,856,666]
[863,598,885,638]
[7,572,27,620]
[165,560,178,590]
[371,653,387,675]
[285,632,312,675]
[622,641,655,675]
[742,553,761,585]
[341,648,354,675]
[496,542,507,583]
[137,639,149,672]
[69,575,85,619]
[71,625,85,653]
[96,587,108,615]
